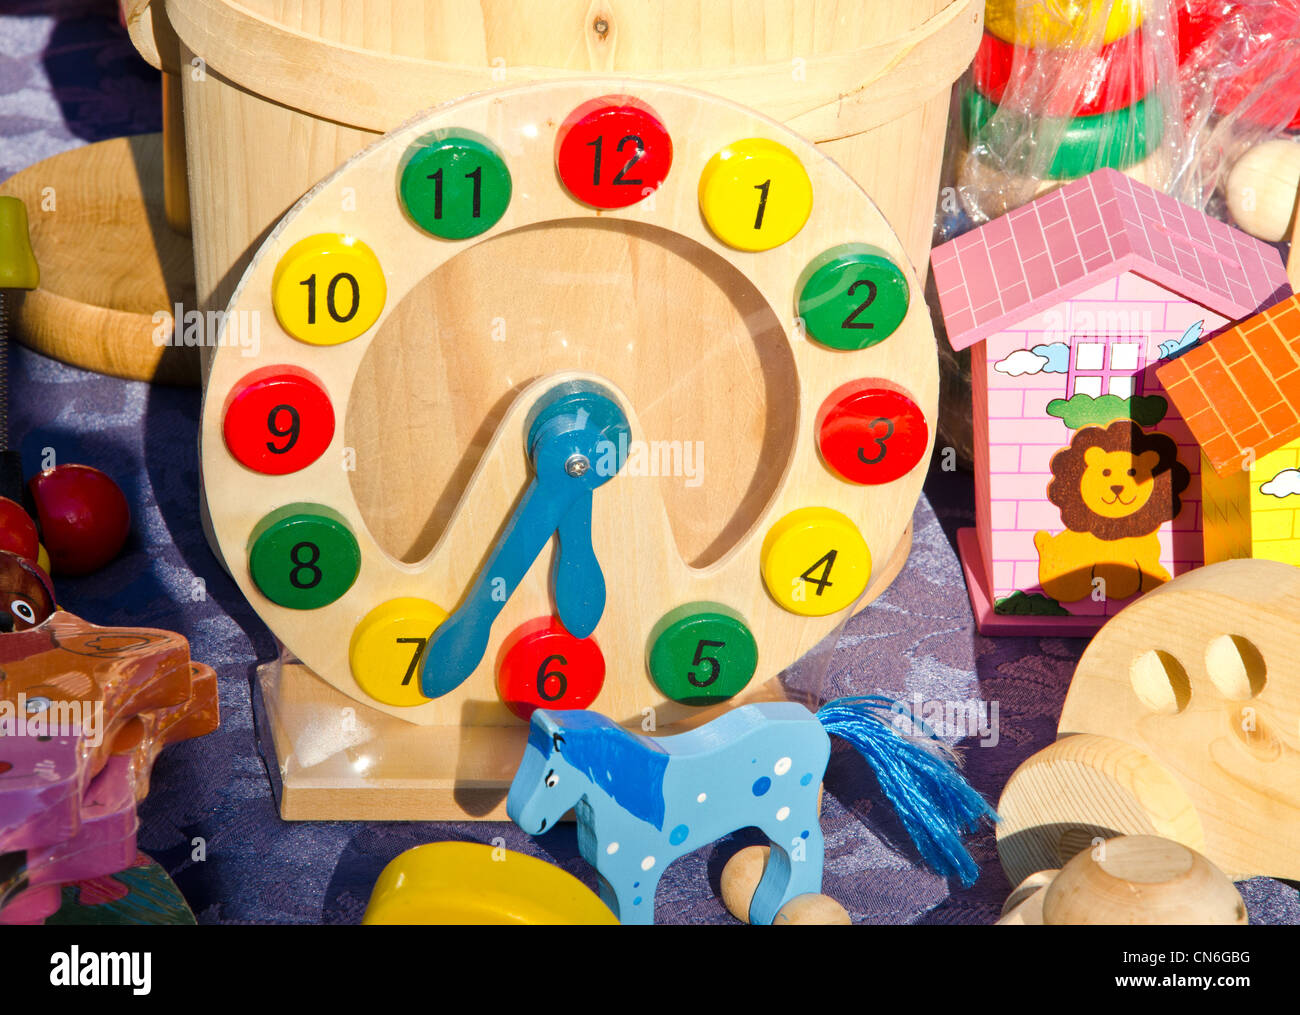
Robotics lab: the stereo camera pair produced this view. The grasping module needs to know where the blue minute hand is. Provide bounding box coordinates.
[419,382,629,699]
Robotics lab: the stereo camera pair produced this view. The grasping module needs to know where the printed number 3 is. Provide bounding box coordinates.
[857,416,894,465]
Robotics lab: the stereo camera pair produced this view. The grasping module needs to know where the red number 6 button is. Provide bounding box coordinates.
[816,381,928,485]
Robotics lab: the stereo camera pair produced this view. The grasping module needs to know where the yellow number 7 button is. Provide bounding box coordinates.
[698,138,812,252]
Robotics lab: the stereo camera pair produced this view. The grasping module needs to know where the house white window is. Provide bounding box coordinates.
[1109,343,1140,371]
[1073,375,1104,397]
[1108,375,1135,398]
[1067,335,1147,400]
[1074,343,1105,371]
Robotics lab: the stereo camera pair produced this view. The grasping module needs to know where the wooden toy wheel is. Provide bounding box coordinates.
[996,734,1205,889]
[200,80,937,727]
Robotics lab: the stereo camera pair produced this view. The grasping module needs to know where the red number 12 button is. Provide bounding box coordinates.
[556,96,672,209]
[816,382,928,485]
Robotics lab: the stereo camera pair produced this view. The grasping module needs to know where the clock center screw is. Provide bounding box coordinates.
[565,454,591,478]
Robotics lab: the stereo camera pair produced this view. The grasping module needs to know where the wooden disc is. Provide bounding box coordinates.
[0,134,199,385]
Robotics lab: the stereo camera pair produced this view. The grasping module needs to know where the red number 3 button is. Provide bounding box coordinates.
[555,95,673,209]
[816,382,928,485]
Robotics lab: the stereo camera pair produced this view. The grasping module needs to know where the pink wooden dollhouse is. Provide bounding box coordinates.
[931,169,1289,635]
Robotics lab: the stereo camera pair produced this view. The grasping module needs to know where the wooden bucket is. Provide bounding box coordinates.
[124,0,981,316]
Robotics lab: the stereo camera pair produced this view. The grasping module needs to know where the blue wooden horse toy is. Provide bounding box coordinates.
[507,697,995,924]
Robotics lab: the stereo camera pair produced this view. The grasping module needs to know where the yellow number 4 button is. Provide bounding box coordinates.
[272,232,387,346]
[698,138,812,252]
[761,507,872,616]
[349,597,449,707]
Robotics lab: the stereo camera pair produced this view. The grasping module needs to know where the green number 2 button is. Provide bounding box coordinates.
[797,243,909,351]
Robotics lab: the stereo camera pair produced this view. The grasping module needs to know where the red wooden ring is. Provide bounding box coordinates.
[973,28,1151,118]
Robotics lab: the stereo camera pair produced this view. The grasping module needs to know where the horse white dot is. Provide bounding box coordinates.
[697,792,707,803]
[606,842,619,855]
[776,806,790,821]
[774,757,792,776]
[641,856,656,871]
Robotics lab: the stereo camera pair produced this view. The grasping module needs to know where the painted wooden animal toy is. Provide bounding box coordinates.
[508,697,995,924]
[0,607,218,923]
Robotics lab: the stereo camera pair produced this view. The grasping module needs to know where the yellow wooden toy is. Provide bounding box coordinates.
[1158,294,1300,569]
[362,842,618,925]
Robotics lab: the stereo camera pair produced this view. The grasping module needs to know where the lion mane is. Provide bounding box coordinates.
[1046,420,1189,541]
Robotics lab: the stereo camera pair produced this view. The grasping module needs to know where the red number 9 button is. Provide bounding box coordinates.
[555,95,673,209]
[223,365,335,475]
[816,381,928,485]
[497,616,606,720]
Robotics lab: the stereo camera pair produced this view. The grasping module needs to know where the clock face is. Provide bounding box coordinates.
[200,81,938,728]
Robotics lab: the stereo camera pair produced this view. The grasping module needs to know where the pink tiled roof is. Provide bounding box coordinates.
[930,169,1291,352]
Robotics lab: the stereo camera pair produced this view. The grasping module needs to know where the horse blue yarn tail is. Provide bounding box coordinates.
[816,695,997,887]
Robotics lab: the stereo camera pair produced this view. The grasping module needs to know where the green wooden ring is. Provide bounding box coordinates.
[961,89,1163,181]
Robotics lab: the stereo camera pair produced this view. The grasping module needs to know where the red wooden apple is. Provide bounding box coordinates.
[0,496,39,563]
[28,465,130,576]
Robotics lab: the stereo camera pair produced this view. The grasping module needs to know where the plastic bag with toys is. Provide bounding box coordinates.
[947,0,1300,229]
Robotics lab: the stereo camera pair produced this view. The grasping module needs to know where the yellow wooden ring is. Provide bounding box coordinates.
[362,842,619,924]
[984,0,1142,49]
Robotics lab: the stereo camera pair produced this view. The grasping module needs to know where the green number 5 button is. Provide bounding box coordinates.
[647,603,758,706]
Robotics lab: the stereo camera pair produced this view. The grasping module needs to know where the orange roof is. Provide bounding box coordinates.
[1157,293,1300,477]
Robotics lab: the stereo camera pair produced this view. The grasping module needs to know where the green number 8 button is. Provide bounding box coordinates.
[399,132,512,240]
[647,603,758,706]
[248,503,361,610]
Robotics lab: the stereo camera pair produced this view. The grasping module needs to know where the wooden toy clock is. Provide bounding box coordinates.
[199,81,938,819]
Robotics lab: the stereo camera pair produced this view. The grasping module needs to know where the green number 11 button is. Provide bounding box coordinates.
[399,132,512,240]
[647,603,758,706]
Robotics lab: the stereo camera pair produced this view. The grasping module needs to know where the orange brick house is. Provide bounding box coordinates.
[1157,293,1300,566]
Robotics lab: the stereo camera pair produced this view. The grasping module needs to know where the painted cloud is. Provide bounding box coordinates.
[1260,469,1300,498]
[1031,342,1070,373]
[993,349,1049,376]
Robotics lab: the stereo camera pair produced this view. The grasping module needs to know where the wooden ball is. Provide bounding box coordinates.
[1042,835,1247,925]
[720,845,768,924]
[1226,140,1300,242]
[773,893,851,925]
[720,845,849,925]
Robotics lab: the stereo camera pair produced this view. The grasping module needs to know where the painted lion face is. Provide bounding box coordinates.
[1080,446,1162,519]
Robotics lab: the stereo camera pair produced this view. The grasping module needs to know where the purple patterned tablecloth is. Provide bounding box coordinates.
[2,0,1296,924]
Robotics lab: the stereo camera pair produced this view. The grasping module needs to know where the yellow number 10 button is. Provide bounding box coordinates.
[698,138,812,252]
[272,233,388,345]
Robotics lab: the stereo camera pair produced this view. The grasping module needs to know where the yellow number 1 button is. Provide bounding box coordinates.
[761,507,871,616]
[698,138,812,252]
[350,597,449,707]
[272,233,387,346]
